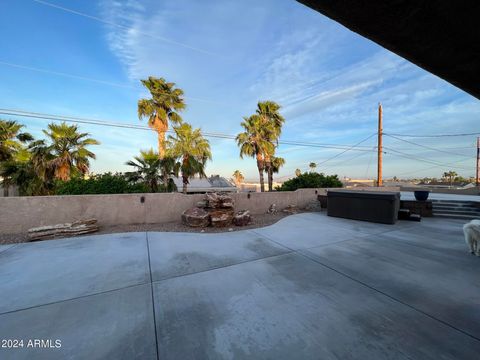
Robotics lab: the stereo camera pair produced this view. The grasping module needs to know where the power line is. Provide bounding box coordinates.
[0,108,380,151]
[384,133,472,157]
[0,60,220,104]
[316,133,377,166]
[384,131,480,138]
[383,146,471,171]
[31,0,216,56]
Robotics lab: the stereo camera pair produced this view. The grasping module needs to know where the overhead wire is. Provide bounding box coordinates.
[31,0,217,56]
[384,133,472,157]
[0,108,379,151]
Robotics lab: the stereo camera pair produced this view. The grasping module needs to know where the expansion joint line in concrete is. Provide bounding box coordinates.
[0,282,150,317]
[146,232,160,360]
[299,251,480,343]
[250,230,480,343]
[151,251,295,284]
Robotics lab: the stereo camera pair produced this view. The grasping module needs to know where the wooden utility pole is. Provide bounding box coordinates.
[476,137,479,186]
[377,103,383,187]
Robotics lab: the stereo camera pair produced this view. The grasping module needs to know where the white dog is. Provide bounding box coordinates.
[463,219,480,256]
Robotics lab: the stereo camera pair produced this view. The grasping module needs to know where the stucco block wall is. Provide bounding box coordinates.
[0,187,400,234]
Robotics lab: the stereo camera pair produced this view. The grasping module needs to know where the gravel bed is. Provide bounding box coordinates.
[0,212,304,245]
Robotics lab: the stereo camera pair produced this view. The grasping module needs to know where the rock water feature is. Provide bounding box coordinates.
[182,192,251,228]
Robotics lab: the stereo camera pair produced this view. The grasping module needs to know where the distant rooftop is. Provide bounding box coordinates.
[172,175,237,193]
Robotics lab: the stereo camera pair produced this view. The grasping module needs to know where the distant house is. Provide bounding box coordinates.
[172,175,237,193]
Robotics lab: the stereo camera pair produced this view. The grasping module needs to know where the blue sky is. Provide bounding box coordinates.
[1,0,479,181]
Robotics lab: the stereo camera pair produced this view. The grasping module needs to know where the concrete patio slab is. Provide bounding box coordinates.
[301,228,480,338]
[0,244,16,254]
[1,213,479,359]
[153,252,480,360]
[147,230,290,281]
[370,217,469,256]
[252,212,413,250]
[0,284,156,360]
[0,232,149,313]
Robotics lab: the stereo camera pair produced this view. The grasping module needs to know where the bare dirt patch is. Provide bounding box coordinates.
[0,211,305,245]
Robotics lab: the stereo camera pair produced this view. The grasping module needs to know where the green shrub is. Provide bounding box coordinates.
[55,172,151,195]
[276,172,343,191]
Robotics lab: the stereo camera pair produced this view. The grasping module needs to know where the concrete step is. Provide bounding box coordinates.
[433,205,480,212]
[431,202,479,208]
[433,209,480,216]
[433,213,479,220]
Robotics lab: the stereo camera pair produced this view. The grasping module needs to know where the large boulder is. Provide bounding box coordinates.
[233,210,251,226]
[182,207,210,227]
[209,209,234,227]
[206,192,234,209]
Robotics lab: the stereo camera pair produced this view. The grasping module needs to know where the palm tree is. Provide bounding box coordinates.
[138,77,185,158]
[167,123,211,193]
[295,168,302,177]
[232,170,244,187]
[443,170,458,187]
[0,120,34,196]
[43,122,99,181]
[126,149,162,192]
[256,101,285,191]
[0,120,33,162]
[309,162,317,172]
[0,143,55,196]
[236,114,274,192]
[271,156,285,175]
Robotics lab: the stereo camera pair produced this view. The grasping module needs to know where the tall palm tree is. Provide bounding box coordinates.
[236,114,274,192]
[138,77,185,158]
[0,120,33,162]
[167,123,211,193]
[43,122,99,181]
[295,168,302,177]
[256,101,285,191]
[309,162,317,172]
[232,170,244,187]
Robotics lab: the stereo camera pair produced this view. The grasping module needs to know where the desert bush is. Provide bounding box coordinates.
[276,172,343,191]
[55,172,152,195]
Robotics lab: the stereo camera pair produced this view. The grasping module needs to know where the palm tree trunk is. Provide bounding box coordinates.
[182,175,188,194]
[158,131,166,159]
[3,184,9,197]
[256,157,265,192]
[153,118,168,159]
[264,160,273,191]
[268,166,273,191]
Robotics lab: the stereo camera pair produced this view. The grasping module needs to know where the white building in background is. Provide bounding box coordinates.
[237,182,282,192]
[172,175,237,193]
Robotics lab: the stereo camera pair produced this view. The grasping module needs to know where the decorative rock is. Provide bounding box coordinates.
[282,204,299,214]
[28,219,99,241]
[206,192,234,209]
[209,209,234,227]
[181,207,210,227]
[267,204,277,214]
[233,210,251,226]
[196,200,208,208]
